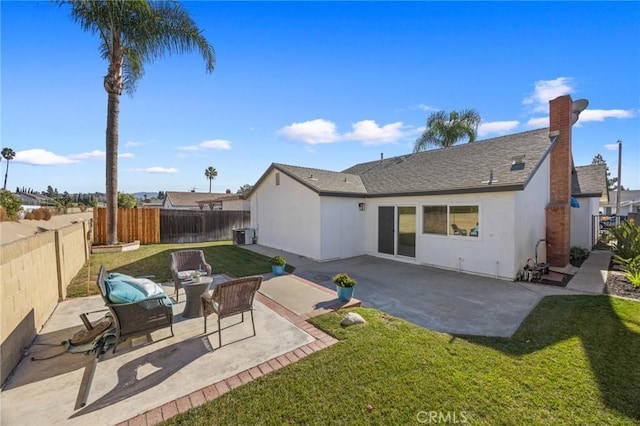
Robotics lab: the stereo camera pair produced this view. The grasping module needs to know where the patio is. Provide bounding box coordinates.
[1,274,359,426]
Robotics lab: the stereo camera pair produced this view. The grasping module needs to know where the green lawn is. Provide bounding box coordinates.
[163,296,640,425]
[67,241,293,298]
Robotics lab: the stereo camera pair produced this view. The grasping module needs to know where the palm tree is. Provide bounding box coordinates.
[58,0,215,244]
[2,147,16,190]
[205,166,218,193]
[413,109,481,152]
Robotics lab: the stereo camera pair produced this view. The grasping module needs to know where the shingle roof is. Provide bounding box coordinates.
[344,128,553,195]
[165,191,226,207]
[572,164,607,197]
[256,164,367,196]
[251,128,556,197]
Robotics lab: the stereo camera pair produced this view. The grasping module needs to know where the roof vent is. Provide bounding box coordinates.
[482,169,498,185]
[510,155,525,171]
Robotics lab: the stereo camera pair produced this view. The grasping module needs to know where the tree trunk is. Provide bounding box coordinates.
[3,161,9,190]
[105,91,120,244]
[209,179,212,193]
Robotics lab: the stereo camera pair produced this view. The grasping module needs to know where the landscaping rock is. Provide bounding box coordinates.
[341,312,365,327]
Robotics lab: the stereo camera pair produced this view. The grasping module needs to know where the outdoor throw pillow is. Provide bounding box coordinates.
[105,279,147,304]
[124,278,165,298]
[177,270,197,280]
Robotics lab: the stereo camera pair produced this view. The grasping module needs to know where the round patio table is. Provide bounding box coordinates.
[181,277,213,318]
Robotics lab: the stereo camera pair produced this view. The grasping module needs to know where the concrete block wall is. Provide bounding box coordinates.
[0,221,89,386]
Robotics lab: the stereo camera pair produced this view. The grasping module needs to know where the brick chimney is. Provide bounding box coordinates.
[545,95,573,267]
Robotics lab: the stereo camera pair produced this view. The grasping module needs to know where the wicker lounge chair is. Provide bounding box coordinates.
[201,275,262,347]
[170,250,212,302]
[96,266,174,353]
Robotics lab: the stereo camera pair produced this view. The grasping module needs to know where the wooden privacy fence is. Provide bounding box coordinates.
[93,208,160,245]
[160,209,250,243]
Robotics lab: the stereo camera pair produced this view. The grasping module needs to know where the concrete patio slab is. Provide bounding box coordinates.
[242,245,607,338]
[1,282,315,426]
[260,275,341,315]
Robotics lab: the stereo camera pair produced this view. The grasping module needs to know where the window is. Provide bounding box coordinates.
[275,172,280,186]
[423,206,447,235]
[449,205,479,237]
[423,204,479,237]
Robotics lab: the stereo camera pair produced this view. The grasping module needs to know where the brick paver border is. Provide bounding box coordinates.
[117,274,359,426]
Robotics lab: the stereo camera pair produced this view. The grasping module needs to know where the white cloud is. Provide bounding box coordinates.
[13,149,76,165]
[478,121,520,137]
[343,120,404,146]
[414,104,438,112]
[68,150,134,160]
[523,77,575,112]
[70,150,105,160]
[131,167,179,174]
[125,141,142,147]
[177,139,232,151]
[526,117,549,128]
[579,109,634,122]
[278,119,339,144]
[604,143,620,151]
[279,118,406,146]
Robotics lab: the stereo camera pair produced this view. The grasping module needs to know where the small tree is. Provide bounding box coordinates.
[118,192,138,208]
[0,190,22,220]
[2,147,16,190]
[205,166,218,193]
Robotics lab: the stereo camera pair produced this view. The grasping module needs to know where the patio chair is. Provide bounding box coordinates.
[170,250,212,302]
[451,224,467,236]
[95,266,174,353]
[201,275,263,347]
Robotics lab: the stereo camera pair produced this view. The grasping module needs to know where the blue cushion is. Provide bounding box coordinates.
[108,272,135,281]
[105,279,146,304]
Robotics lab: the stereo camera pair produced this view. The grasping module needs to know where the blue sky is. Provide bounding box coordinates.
[2,1,639,195]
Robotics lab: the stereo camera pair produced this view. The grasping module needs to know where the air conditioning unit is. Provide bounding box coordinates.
[233,228,255,245]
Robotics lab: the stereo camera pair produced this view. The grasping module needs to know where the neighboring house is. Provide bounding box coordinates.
[194,191,250,211]
[249,96,598,280]
[570,165,608,249]
[162,191,225,210]
[15,192,57,212]
[600,190,640,216]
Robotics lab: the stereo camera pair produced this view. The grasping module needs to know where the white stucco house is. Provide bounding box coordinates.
[248,96,606,280]
[570,165,609,249]
[600,190,640,216]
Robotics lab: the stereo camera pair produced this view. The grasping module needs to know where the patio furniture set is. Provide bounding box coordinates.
[94,249,262,353]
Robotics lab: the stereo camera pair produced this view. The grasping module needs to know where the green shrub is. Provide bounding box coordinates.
[610,221,640,259]
[270,255,286,266]
[332,273,357,288]
[614,254,640,288]
[0,190,22,220]
[570,246,590,265]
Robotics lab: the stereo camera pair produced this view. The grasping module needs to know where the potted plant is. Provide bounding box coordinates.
[333,273,357,302]
[270,256,287,276]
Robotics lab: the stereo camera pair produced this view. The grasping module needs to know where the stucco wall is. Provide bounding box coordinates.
[514,155,550,272]
[0,221,90,386]
[364,192,519,279]
[571,196,599,249]
[251,169,322,259]
[222,199,250,211]
[319,197,366,260]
